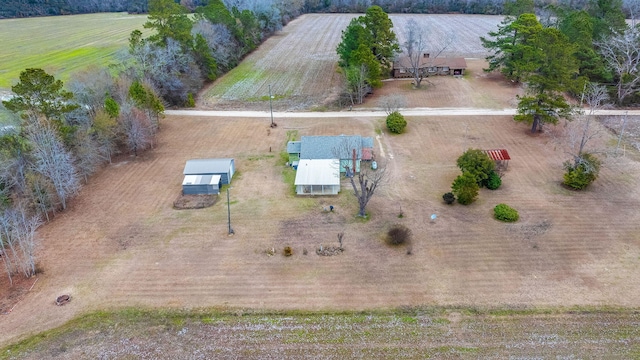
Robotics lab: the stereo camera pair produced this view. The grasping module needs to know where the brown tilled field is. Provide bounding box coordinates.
[200,13,503,111]
[2,13,640,355]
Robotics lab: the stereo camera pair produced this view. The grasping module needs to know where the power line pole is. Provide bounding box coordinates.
[269,84,274,127]
[227,188,234,235]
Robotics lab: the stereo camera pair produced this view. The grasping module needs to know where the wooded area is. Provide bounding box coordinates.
[1,0,638,19]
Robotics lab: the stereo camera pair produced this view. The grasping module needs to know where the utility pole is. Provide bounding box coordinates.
[269,84,275,127]
[227,188,234,235]
[615,111,628,156]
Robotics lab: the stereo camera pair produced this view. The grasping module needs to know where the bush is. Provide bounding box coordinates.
[457,149,495,186]
[386,111,407,134]
[186,93,196,107]
[451,172,479,205]
[484,170,502,190]
[442,192,455,204]
[387,224,412,245]
[283,246,293,256]
[563,153,601,190]
[494,203,519,222]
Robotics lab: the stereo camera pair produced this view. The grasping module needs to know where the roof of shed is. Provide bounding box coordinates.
[295,159,341,186]
[183,158,233,175]
[483,149,511,161]
[182,174,221,186]
[287,141,301,153]
[300,135,373,160]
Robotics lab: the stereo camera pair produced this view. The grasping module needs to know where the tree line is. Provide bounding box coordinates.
[2,0,638,19]
[0,0,304,285]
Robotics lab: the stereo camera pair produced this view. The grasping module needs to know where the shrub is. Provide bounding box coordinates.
[451,172,479,205]
[563,153,601,190]
[442,192,455,204]
[457,149,495,186]
[386,111,407,134]
[494,203,519,222]
[186,93,196,107]
[484,170,502,190]
[387,224,412,245]
[283,246,293,256]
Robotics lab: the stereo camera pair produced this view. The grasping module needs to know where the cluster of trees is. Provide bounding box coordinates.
[122,0,303,106]
[0,67,164,284]
[2,0,639,19]
[336,6,400,104]
[481,0,633,189]
[0,0,306,284]
[482,0,638,131]
[449,149,500,204]
[304,0,638,16]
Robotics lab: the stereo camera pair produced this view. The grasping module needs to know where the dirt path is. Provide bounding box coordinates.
[167,108,640,118]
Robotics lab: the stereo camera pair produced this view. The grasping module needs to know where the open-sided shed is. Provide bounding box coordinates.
[183,158,235,185]
[294,159,341,196]
[182,174,222,195]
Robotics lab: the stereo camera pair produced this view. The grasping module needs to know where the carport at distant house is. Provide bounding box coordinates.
[183,158,235,185]
[294,159,341,195]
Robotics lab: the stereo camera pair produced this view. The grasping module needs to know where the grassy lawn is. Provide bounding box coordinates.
[0,13,149,89]
[2,307,639,359]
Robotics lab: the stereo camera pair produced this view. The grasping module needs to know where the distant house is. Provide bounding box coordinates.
[294,159,341,195]
[183,158,235,185]
[289,135,374,173]
[393,53,467,78]
[182,174,222,195]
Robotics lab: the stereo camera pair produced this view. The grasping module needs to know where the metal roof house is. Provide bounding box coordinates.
[294,159,341,195]
[183,158,235,185]
[182,174,222,195]
[289,135,374,173]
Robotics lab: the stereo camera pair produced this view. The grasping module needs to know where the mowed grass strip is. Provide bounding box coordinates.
[0,13,149,88]
[2,307,639,359]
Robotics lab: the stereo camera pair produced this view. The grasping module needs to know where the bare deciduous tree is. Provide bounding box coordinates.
[400,18,454,88]
[0,205,41,282]
[26,119,80,210]
[334,139,387,217]
[344,64,370,105]
[557,83,611,167]
[120,103,154,157]
[378,94,407,115]
[596,28,640,105]
[349,163,387,217]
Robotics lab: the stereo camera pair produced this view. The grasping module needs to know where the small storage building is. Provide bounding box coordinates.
[182,174,222,195]
[294,159,341,196]
[183,158,235,185]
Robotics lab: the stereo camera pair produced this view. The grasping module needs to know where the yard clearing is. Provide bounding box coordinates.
[1,111,640,350]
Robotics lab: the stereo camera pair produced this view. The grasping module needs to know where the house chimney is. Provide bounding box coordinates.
[423,53,430,58]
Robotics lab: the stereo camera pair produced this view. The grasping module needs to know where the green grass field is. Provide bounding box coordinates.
[0,13,149,89]
[2,307,639,358]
